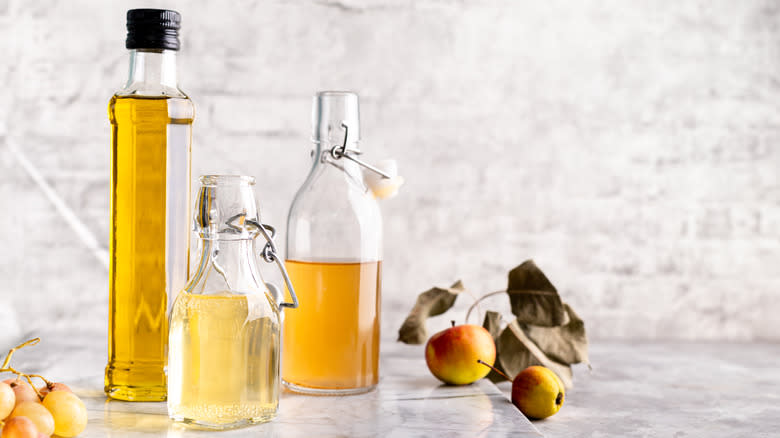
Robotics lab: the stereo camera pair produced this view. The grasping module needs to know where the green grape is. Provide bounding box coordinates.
[0,381,15,419]
[42,391,86,437]
[10,401,55,436]
[1,416,39,438]
[9,380,38,405]
[37,382,71,398]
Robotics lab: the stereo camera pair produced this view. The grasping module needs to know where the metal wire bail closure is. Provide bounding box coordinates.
[329,122,391,179]
[247,219,299,309]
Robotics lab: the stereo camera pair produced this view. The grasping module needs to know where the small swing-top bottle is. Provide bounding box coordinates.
[168,175,298,429]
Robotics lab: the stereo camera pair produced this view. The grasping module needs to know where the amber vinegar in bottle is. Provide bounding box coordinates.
[282,260,381,390]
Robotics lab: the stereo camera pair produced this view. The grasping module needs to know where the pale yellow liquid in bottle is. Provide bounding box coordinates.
[168,291,280,428]
[282,260,381,393]
[107,95,193,401]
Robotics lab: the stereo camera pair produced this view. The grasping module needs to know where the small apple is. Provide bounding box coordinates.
[477,361,565,420]
[425,322,497,385]
[512,366,565,420]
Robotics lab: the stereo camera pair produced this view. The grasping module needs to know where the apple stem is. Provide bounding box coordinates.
[476,359,512,382]
[451,320,455,327]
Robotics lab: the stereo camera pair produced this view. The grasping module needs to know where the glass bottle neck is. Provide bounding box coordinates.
[312,139,361,158]
[124,49,179,90]
[189,238,265,294]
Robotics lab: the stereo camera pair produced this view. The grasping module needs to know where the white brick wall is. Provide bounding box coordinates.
[0,0,778,342]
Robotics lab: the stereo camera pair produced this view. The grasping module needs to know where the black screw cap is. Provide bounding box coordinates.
[125,9,181,51]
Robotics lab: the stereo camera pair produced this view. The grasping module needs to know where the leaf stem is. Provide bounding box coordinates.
[465,290,506,324]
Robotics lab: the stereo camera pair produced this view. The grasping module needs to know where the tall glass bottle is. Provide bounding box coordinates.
[283,91,383,394]
[106,9,194,401]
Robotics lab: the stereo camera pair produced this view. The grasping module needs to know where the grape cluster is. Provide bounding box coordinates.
[0,338,88,438]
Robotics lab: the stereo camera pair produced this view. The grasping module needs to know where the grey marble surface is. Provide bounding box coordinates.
[7,332,779,437]
[524,342,780,438]
[5,333,539,437]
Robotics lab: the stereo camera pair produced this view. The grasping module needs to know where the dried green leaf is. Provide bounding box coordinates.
[482,310,503,340]
[525,303,589,365]
[507,260,568,327]
[496,319,573,389]
[397,280,465,344]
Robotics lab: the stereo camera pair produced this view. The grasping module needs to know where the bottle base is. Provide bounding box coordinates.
[170,413,276,430]
[105,361,167,401]
[105,384,167,402]
[282,379,377,396]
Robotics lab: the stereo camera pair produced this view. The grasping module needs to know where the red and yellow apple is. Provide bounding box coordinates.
[512,365,565,419]
[425,323,497,385]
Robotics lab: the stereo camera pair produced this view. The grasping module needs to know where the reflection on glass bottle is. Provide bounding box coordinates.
[283,91,383,395]
[168,175,297,429]
[107,9,193,402]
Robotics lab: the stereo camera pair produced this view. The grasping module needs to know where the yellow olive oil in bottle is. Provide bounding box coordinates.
[106,9,193,401]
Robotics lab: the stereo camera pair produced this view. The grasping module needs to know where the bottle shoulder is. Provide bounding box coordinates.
[114,82,189,99]
[108,93,194,123]
[286,163,383,261]
[292,158,379,203]
[170,290,280,324]
[288,175,381,221]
